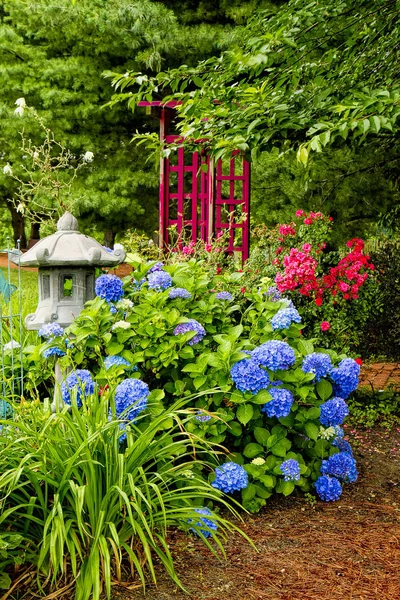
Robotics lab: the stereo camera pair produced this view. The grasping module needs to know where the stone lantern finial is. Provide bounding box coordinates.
[57,211,79,232]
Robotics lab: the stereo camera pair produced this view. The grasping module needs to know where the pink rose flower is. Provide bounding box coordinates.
[320,321,331,331]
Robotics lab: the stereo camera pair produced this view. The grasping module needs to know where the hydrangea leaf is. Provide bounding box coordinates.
[253,427,270,446]
[243,443,263,458]
[316,379,333,401]
[304,422,319,441]
[237,404,254,425]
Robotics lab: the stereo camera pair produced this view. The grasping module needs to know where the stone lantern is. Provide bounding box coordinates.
[16,212,126,329]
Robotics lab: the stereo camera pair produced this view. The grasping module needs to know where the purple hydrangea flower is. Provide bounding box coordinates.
[95,274,124,303]
[319,397,349,427]
[251,341,296,372]
[132,277,146,290]
[104,355,131,370]
[314,475,342,501]
[302,353,333,382]
[189,507,218,538]
[230,358,270,394]
[266,286,281,301]
[43,347,66,359]
[280,459,301,482]
[147,261,164,274]
[215,291,233,301]
[321,451,358,483]
[271,307,301,331]
[169,287,192,300]
[114,379,149,420]
[330,358,360,399]
[261,386,294,418]
[195,411,212,422]
[147,270,173,291]
[61,370,95,408]
[173,319,206,345]
[38,322,64,339]
[212,462,248,494]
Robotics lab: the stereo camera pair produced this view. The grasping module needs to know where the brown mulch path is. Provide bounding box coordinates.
[358,363,400,392]
[108,426,400,600]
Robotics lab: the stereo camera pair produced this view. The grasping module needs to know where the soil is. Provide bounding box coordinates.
[109,425,400,600]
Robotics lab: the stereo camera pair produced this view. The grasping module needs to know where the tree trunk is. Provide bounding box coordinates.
[103,229,116,248]
[28,221,41,248]
[5,201,27,249]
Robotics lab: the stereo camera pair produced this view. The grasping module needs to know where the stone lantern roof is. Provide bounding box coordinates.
[16,212,126,267]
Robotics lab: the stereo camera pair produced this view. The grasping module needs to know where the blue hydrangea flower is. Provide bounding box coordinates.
[173,320,206,345]
[215,291,233,301]
[319,397,349,427]
[271,307,301,331]
[38,322,64,339]
[104,355,131,370]
[133,277,146,290]
[189,507,218,538]
[148,261,164,274]
[43,347,66,358]
[332,437,353,456]
[108,303,117,315]
[95,274,124,303]
[251,341,296,372]
[169,287,192,300]
[212,462,248,494]
[314,475,342,501]
[147,270,173,291]
[266,286,281,301]
[114,378,149,420]
[330,358,360,399]
[302,353,333,382]
[61,370,95,408]
[195,411,212,422]
[261,386,294,418]
[321,451,358,483]
[230,358,270,394]
[280,459,301,482]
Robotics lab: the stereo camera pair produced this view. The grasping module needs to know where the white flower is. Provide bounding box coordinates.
[16,203,25,214]
[116,299,133,310]
[82,151,94,163]
[3,340,21,351]
[111,321,131,331]
[251,457,266,466]
[14,99,26,117]
[3,163,12,176]
[15,98,26,108]
[319,426,336,440]
[33,151,39,160]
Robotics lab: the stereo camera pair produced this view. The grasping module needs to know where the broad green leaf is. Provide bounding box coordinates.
[316,379,333,401]
[304,421,319,441]
[237,404,254,425]
[243,442,264,458]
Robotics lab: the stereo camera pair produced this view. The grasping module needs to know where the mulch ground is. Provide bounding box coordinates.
[358,363,400,392]
[106,425,400,600]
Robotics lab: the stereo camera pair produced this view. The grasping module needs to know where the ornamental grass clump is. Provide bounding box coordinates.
[22,256,361,518]
[0,391,247,599]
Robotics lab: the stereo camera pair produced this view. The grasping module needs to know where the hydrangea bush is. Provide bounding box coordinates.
[25,256,361,513]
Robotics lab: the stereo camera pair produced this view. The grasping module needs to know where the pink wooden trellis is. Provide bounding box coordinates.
[138,102,250,263]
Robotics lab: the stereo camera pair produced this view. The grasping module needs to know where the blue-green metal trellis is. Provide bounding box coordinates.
[0,239,24,399]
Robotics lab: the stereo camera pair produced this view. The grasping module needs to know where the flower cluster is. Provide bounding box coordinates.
[169,287,192,299]
[104,355,131,370]
[147,261,164,274]
[3,340,21,351]
[215,291,233,301]
[330,358,360,398]
[195,411,212,422]
[319,397,349,427]
[212,462,248,494]
[189,508,218,538]
[321,452,358,483]
[111,321,130,331]
[38,322,64,339]
[230,357,270,394]
[173,320,206,345]
[95,274,124,303]
[43,347,66,358]
[332,437,353,456]
[114,378,149,420]
[251,340,296,372]
[147,270,173,291]
[261,386,294,418]
[271,306,301,330]
[280,459,301,482]
[266,286,281,301]
[275,247,319,295]
[279,224,296,236]
[61,370,95,408]
[314,475,342,501]
[302,353,332,382]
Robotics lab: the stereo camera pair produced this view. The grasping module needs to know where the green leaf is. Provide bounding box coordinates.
[237,404,254,425]
[106,342,125,355]
[252,389,272,404]
[253,427,270,446]
[296,145,309,165]
[243,442,264,458]
[304,421,319,441]
[229,421,242,436]
[242,482,256,502]
[259,474,275,488]
[281,480,295,496]
[193,376,207,390]
[316,379,333,401]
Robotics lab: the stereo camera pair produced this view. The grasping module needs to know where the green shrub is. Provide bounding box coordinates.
[347,388,400,428]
